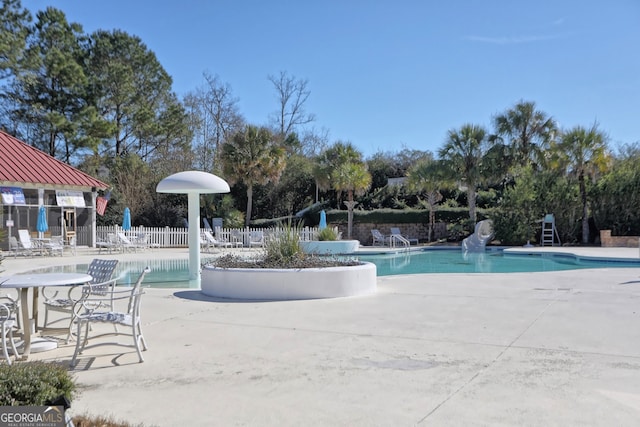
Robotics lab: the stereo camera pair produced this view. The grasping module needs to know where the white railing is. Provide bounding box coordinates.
[389,234,410,250]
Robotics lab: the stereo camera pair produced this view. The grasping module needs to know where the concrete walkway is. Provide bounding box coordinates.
[2,247,640,426]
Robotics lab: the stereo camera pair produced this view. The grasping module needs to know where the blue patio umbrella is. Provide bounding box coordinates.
[122,207,131,231]
[319,210,327,230]
[37,205,48,236]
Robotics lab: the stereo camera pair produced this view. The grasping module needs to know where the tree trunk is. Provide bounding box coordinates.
[467,186,477,222]
[579,173,589,244]
[428,204,435,242]
[245,184,253,227]
[344,191,357,240]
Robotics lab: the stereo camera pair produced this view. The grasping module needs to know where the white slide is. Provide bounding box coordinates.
[462,220,494,252]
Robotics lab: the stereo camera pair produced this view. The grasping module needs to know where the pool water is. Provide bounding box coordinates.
[358,249,640,276]
[27,250,640,288]
[28,257,217,288]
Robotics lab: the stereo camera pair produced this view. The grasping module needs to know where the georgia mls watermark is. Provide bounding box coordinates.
[0,406,65,427]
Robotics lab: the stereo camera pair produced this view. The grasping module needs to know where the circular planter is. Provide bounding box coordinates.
[299,240,360,255]
[201,262,377,300]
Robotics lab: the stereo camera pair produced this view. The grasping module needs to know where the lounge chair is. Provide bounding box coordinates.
[212,228,242,248]
[43,235,64,256]
[134,233,149,250]
[97,233,119,254]
[9,236,30,257]
[390,227,419,245]
[17,229,36,255]
[70,267,151,367]
[202,230,234,249]
[117,232,143,252]
[371,229,388,246]
[42,259,119,343]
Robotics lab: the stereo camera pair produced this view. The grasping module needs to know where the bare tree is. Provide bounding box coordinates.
[184,71,243,172]
[268,71,315,146]
[299,126,330,157]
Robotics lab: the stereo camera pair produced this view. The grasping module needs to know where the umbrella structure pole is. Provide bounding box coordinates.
[188,192,200,281]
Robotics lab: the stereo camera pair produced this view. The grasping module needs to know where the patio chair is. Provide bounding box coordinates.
[390,227,419,245]
[1,296,20,365]
[70,267,151,367]
[9,236,30,257]
[117,232,143,252]
[97,233,119,254]
[213,227,242,248]
[248,230,265,248]
[134,233,149,250]
[43,235,64,256]
[230,229,245,248]
[42,259,119,343]
[18,229,41,254]
[202,230,233,249]
[371,229,388,246]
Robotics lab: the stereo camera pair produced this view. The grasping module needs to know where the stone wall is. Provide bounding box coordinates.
[333,222,448,245]
[600,230,640,248]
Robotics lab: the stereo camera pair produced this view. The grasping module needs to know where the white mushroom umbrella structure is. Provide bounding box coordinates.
[156,171,230,282]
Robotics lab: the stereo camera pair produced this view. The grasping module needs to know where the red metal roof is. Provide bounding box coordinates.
[0,130,108,190]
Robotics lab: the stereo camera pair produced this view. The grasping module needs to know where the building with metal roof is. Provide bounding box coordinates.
[0,130,109,250]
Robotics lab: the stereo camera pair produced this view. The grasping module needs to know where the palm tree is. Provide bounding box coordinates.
[316,142,371,239]
[221,125,286,225]
[554,124,610,244]
[492,100,557,168]
[332,162,371,239]
[406,159,448,242]
[313,141,362,203]
[438,124,487,222]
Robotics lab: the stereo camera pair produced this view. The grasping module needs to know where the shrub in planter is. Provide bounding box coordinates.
[0,361,76,406]
[316,227,338,241]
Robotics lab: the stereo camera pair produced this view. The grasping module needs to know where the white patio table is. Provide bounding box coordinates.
[1,272,92,359]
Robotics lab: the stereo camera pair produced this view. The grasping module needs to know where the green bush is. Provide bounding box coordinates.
[0,362,76,406]
[263,220,304,263]
[316,227,338,241]
[325,207,475,224]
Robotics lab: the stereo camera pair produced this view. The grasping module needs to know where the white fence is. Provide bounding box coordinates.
[94,225,321,248]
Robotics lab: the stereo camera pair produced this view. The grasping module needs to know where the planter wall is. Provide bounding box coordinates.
[299,240,360,255]
[201,262,377,300]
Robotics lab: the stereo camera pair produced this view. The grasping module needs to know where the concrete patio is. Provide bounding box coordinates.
[2,247,640,426]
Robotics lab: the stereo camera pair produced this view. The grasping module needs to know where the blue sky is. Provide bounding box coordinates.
[23,1,640,157]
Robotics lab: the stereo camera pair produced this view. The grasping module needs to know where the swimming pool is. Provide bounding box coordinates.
[358,248,640,276]
[28,257,218,289]
[27,249,640,287]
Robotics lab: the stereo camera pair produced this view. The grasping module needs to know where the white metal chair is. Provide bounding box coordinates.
[371,229,388,246]
[9,235,31,257]
[202,230,233,249]
[44,235,65,256]
[97,233,119,254]
[17,229,36,254]
[70,267,150,367]
[248,230,265,248]
[42,259,119,343]
[1,296,20,364]
[117,232,143,252]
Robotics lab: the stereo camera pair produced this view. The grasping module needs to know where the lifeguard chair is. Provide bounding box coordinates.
[541,214,561,246]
